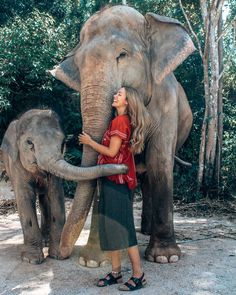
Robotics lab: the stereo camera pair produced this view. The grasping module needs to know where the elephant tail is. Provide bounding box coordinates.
[174,156,192,167]
[136,156,192,174]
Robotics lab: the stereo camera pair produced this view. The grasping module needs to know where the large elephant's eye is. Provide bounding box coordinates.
[116,49,128,63]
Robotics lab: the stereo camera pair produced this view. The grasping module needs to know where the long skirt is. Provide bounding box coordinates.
[98,177,138,251]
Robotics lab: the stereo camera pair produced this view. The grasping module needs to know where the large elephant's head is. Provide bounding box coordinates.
[49,5,195,257]
[1,109,127,181]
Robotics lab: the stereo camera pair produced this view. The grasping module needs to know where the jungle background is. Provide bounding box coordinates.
[0,0,235,203]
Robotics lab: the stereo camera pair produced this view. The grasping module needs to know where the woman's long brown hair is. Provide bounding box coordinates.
[125,87,150,154]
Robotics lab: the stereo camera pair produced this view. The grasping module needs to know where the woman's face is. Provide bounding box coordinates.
[112,87,128,109]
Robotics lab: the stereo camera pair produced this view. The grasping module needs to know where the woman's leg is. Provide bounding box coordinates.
[118,246,146,290]
[110,250,121,273]
[97,250,122,286]
[127,245,142,277]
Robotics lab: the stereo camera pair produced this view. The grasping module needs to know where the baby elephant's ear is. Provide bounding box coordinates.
[1,120,19,162]
[145,13,196,84]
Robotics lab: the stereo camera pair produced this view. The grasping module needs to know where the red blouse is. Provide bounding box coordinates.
[97,114,137,190]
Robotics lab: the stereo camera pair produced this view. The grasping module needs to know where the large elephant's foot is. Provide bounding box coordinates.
[145,240,181,264]
[48,243,65,260]
[21,245,44,264]
[78,243,110,268]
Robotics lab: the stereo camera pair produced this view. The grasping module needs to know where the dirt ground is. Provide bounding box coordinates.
[0,180,236,295]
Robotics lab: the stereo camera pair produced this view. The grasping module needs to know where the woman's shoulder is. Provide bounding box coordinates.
[110,115,131,138]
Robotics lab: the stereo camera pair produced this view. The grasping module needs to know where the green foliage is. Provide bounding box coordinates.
[221,98,236,196]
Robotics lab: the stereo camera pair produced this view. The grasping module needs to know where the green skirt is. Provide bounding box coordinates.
[98,177,138,251]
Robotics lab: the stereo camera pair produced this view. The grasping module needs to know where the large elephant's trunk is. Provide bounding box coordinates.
[59,86,113,258]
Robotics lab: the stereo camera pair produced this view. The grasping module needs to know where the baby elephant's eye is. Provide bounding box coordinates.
[26,139,33,145]
[26,139,34,151]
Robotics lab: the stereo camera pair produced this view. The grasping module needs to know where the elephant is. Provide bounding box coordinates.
[50,5,195,266]
[0,109,127,264]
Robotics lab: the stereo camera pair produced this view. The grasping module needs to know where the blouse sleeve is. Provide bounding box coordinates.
[110,116,129,140]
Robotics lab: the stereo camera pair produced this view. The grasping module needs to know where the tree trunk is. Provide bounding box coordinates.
[196,0,225,197]
[215,10,224,197]
[198,58,210,188]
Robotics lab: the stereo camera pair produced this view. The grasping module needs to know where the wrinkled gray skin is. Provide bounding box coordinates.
[50,5,195,266]
[0,109,127,264]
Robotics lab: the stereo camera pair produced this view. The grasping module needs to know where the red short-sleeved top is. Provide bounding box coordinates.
[97,114,137,190]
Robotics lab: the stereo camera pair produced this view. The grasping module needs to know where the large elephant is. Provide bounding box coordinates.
[0,109,127,264]
[50,5,195,265]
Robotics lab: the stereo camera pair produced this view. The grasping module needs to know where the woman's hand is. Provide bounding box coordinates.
[78,131,92,146]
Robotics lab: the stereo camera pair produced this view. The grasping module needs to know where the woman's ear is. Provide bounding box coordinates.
[1,120,19,162]
[145,13,195,84]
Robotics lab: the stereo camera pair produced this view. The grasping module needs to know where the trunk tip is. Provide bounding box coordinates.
[59,245,72,259]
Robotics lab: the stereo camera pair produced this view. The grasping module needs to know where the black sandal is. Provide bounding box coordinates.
[118,273,147,291]
[97,271,123,287]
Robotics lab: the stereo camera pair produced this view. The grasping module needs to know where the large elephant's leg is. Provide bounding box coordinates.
[15,184,44,264]
[47,176,65,259]
[144,132,180,264]
[140,173,152,235]
[78,188,110,267]
[38,194,50,247]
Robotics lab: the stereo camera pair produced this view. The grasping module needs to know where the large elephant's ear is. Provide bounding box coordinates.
[145,13,195,84]
[49,44,81,92]
[1,120,19,162]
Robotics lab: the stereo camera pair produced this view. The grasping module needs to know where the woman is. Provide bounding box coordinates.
[79,86,149,291]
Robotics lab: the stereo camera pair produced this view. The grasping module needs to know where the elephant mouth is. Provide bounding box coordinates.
[34,171,49,187]
[31,162,48,180]
[29,158,50,179]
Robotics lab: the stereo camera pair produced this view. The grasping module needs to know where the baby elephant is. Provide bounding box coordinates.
[1,109,127,264]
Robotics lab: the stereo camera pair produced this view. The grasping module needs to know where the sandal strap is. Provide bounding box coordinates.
[130,272,145,286]
[98,272,122,286]
[122,273,145,291]
[124,281,137,291]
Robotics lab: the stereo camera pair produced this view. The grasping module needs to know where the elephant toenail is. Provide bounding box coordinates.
[87,260,99,268]
[169,255,179,263]
[156,256,168,263]
[78,256,86,266]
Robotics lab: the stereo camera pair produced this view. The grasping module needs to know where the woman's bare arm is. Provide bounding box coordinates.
[79,132,122,158]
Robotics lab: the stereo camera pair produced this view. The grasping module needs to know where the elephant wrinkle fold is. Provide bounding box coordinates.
[49,5,195,265]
